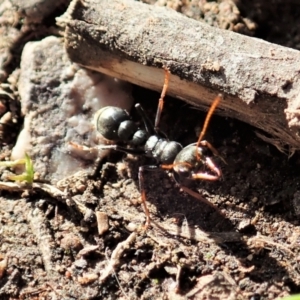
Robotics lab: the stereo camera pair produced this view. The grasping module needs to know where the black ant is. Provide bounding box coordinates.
[94,69,223,229]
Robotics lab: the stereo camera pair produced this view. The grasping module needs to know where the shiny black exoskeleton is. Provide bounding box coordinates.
[95,104,221,182]
[95,105,183,165]
[94,69,222,228]
[94,106,148,145]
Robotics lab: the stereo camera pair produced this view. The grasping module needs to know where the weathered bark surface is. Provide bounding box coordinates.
[63,0,300,152]
[9,0,69,21]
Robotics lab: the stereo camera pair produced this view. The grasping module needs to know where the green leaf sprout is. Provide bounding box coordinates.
[0,153,34,184]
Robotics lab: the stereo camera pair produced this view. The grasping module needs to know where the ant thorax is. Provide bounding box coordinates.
[144,135,183,164]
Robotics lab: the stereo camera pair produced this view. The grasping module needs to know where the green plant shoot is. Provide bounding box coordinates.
[280,295,300,300]
[0,153,34,184]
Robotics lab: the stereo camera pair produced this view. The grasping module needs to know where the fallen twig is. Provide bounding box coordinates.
[100,232,136,283]
[63,0,300,152]
[0,181,94,219]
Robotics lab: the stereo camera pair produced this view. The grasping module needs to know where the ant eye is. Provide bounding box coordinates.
[200,146,212,157]
[181,171,190,178]
[177,168,190,178]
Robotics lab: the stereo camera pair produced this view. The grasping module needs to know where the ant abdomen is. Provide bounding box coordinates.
[94,106,148,145]
[94,106,128,140]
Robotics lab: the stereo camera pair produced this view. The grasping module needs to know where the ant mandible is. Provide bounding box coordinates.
[94,69,223,229]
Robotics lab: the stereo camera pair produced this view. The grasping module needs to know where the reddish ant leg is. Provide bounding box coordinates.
[138,165,159,229]
[191,157,221,180]
[154,69,170,132]
[199,140,227,165]
[198,140,220,156]
[205,157,222,178]
[179,185,220,210]
[196,94,223,160]
[196,94,223,147]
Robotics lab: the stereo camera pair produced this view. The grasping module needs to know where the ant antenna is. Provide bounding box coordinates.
[154,68,170,133]
[196,94,222,148]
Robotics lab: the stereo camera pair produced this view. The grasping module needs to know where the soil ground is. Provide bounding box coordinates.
[1,0,300,299]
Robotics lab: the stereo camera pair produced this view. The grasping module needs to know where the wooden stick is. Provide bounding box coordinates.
[62,0,300,153]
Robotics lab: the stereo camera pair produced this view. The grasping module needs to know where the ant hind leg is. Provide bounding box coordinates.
[138,165,159,229]
[154,69,170,133]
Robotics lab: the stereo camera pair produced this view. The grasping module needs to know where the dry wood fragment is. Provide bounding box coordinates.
[95,211,109,235]
[100,232,136,282]
[26,206,57,276]
[63,0,300,153]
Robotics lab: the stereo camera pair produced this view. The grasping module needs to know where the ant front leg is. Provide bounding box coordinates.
[138,165,159,229]
[198,140,220,158]
[199,140,227,165]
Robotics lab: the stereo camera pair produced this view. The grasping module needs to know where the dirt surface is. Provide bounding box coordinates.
[1,0,300,299]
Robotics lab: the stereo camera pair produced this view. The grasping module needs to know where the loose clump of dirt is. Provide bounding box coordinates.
[1,0,300,299]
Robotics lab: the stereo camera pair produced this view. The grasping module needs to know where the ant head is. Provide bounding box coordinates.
[173,144,205,179]
[173,143,221,182]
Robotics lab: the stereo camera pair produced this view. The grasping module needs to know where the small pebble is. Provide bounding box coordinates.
[77,272,98,285]
[126,222,138,232]
[96,211,109,235]
[251,197,258,203]
[247,254,253,261]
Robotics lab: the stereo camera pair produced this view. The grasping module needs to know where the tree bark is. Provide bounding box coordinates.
[63,0,300,153]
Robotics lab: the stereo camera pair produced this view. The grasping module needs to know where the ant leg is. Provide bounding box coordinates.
[97,144,145,155]
[89,145,145,178]
[172,172,221,211]
[196,94,222,160]
[135,103,155,135]
[154,69,170,133]
[134,69,170,138]
[199,140,227,164]
[199,140,220,157]
[138,165,159,229]
[196,94,222,147]
[135,103,167,138]
[179,185,221,210]
[67,142,110,178]
[192,157,221,180]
